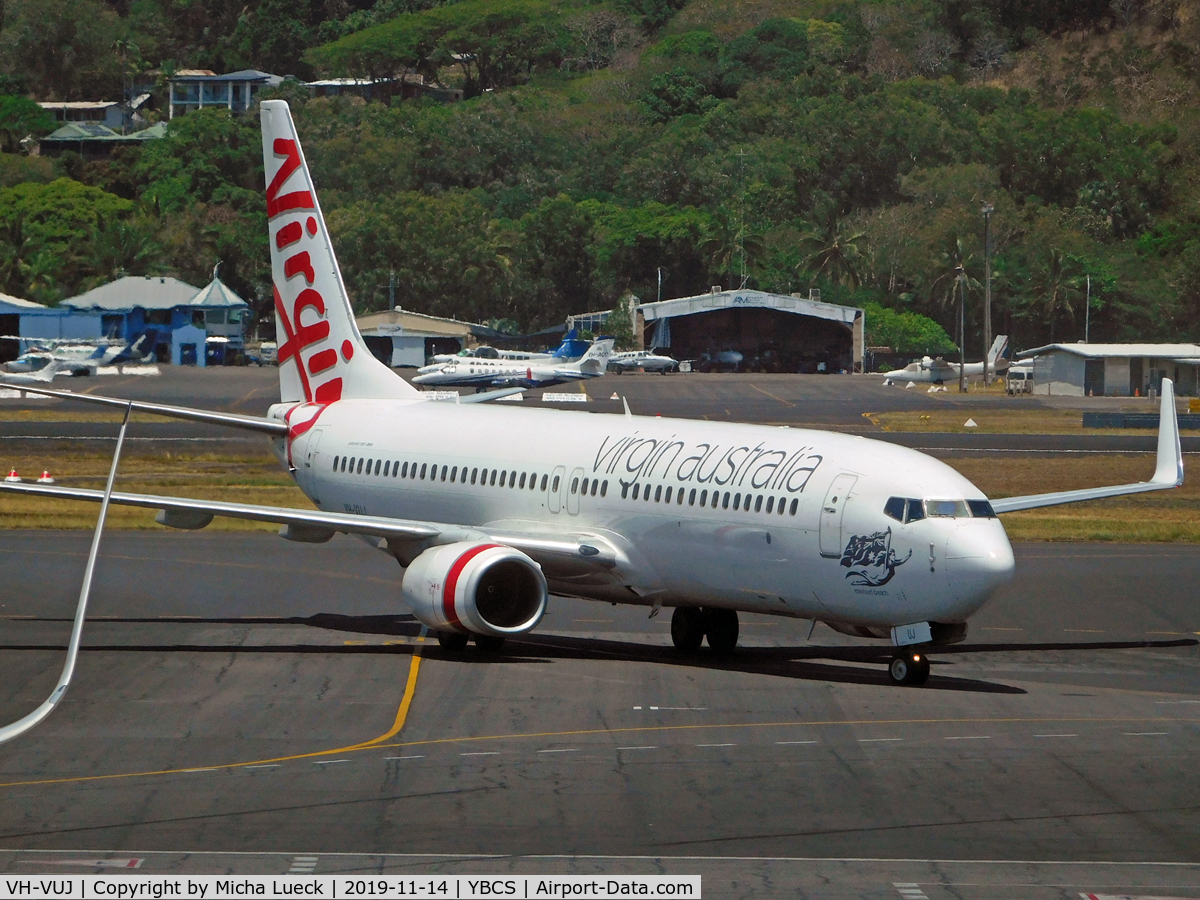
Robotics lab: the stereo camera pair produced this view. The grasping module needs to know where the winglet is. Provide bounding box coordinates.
[1152,377,1184,486]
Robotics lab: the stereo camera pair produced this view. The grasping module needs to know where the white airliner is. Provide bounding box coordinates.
[883,335,1009,385]
[413,338,614,391]
[429,329,590,364]
[609,349,679,374]
[1,101,1184,688]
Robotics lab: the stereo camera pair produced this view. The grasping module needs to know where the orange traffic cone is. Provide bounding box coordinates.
[36,470,54,484]
[4,468,20,483]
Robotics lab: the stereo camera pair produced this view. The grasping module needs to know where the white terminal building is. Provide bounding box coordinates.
[1017,343,1200,396]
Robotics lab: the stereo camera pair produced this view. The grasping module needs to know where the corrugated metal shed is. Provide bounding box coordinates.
[0,292,48,311]
[638,289,860,325]
[1019,342,1200,359]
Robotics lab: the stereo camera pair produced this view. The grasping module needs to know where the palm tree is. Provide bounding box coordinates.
[926,235,980,310]
[0,214,44,298]
[797,214,866,288]
[700,213,764,290]
[81,216,162,289]
[1025,248,1083,342]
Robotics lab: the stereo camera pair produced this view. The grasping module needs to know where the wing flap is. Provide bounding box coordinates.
[991,378,1184,514]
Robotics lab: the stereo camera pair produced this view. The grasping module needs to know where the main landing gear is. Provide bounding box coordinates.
[670,607,739,654]
[436,631,506,652]
[888,651,930,686]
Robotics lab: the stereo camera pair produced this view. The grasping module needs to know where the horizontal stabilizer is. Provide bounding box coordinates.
[0,385,288,435]
[991,378,1183,513]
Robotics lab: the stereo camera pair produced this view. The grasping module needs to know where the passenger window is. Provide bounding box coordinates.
[580,477,587,494]
[375,460,382,476]
[393,461,400,477]
[689,489,696,506]
[967,499,996,518]
[552,475,560,492]
[884,497,906,522]
[454,466,461,482]
[356,459,364,475]
[754,495,762,513]
[677,488,684,504]
[540,474,548,491]
[789,498,798,515]
[510,470,517,487]
[665,486,672,503]
[530,472,538,490]
[438,466,445,481]
[733,493,741,511]
[333,455,339,470]
[621,482,629,499]
[382,460,389,476]
[766,496,774,513]
[722,492,730,509]
[570,477,579,494]
[500,471,507,488]
[645,486,652,501]
[471,467,478,485]
[654,485,662,502]
[700,490,708,506]
[520,473,528,489]
[490,470,497,486]
[778,496,786,514]
[591,480,598,496]
[419,463,427,479]
[633,483,640,500]
[600,480,607,497]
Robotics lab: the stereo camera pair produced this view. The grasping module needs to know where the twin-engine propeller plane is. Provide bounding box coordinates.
[1,102,1185,702]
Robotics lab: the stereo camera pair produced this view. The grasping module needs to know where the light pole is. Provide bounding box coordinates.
[956,265,967,394]
[981,202,993,385]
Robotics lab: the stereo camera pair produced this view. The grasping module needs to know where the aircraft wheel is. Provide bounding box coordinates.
[703,608,739,654]
[888,652,930,686]
[670,607,705,652]
[473,634,505,652]
[437,631,469,651]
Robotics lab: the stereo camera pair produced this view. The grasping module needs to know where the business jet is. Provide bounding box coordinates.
[5,330,158,377]
[0,101,1184,693]
[883,335,1009,385]
[430,329,591,365]
[609,348,680,374]
[413,338,614,391]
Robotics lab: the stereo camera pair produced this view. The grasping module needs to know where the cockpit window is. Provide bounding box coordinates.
[884,497,906,522]
[967,499,996,518]
[906,498,925,522]
[926,499,969,517]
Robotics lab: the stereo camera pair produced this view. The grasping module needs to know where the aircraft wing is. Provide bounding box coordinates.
[991,379,1183,513]
[0,483,630,578]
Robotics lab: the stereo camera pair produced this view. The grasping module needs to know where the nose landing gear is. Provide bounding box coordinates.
[888,651,930,686]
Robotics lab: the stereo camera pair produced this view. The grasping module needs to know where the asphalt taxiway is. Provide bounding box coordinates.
[0,532,1197,897]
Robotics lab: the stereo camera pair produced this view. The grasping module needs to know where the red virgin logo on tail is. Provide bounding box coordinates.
[268,137,346,405]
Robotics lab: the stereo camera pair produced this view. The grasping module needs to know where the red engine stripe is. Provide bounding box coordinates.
[442,544,502,632]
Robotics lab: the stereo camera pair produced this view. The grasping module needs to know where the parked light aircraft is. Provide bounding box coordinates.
[609,348,679,374]
[883,335,1009,385]
[414,338,614,391]
[5,330,158,377]
[430,329,590,365]
[0,359,65,384]
[1,101,1184,689]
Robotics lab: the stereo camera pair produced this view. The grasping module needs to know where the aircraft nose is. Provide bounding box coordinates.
[945,520,1014,605]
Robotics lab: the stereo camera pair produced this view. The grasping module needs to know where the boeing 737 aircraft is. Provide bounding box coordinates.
[413,338,614,391]
[1,101,1184,690]
[883,335,1010,385]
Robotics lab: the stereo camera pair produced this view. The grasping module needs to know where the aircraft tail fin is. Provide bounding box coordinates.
[988,335,1010,368]
[260,100,419,405]
[576,337,615,376]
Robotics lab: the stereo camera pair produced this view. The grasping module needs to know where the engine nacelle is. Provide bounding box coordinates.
[401,541,547,636]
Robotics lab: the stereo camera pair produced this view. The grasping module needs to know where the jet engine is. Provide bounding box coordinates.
[401,541,547,636]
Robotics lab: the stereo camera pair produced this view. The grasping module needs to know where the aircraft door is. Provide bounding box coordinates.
[298,428,324,498]
[548,465,566,513]
[566,467,584,515]
[819,473,858,558]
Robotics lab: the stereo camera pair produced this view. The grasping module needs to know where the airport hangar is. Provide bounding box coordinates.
[1019,342,1200,397]
[625,289,864,373]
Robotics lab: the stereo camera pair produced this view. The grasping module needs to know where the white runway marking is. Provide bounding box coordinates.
[460,751,499,756]
[313,759,350,765]
[893,883,929,900]
[385,755,424,760]
[945,736,991,740]
[1122,732,1168,736]
[695,743,735,748]
[537,748,579,753]
[1035,734,1078,738]
[288,855,318,874]
[776,741,818,745]
[616,746,657,751]
[245,764,280,769]
[859,738,903,743]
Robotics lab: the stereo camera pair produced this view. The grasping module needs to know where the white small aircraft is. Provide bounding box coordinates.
[609,348,679,374]
[0,359,65,384]
[6,330,158,377]
[430,329,590,365]
[413,338,614,391]
[884,335,1009,385]
[0,101,1184,700]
